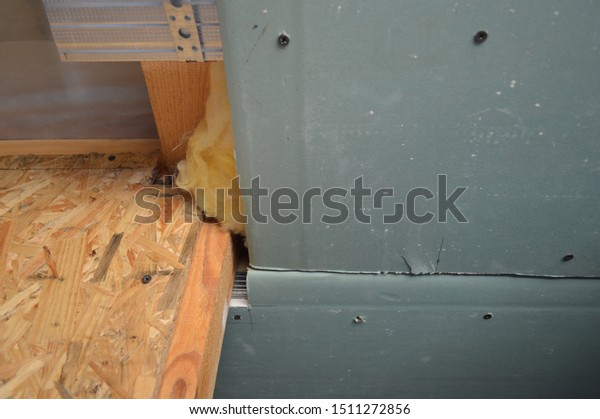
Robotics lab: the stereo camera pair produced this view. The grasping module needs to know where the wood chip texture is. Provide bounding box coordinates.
[0,152,222,398]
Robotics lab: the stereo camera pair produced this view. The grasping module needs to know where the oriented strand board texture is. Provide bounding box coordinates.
[0,153,208,398]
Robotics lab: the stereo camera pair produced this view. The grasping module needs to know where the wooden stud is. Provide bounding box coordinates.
[141,61,213,173]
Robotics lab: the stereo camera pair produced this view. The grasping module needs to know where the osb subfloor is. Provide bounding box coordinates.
[0,152,224,398]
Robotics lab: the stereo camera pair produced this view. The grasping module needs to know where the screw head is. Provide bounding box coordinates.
[562,254,574,262]
[141,274,152,284]
[473,30,488,44]
[353,315,366,324]
[483,313,493,320]
[278,33,290,47]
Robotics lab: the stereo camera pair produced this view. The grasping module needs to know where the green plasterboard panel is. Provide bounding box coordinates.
[214,269,600,398]
[218,0,600,276]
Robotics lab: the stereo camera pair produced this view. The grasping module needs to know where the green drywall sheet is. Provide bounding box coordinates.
[218,0,600,276]
[214,270,600,398]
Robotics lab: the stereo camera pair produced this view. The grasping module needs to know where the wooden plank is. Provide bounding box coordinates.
[140,61,212,173]
[0,152,158,170]
[0,139,159,156]
[156,223,235,398]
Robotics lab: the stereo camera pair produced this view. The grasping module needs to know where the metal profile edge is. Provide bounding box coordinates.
[42,0,223,62]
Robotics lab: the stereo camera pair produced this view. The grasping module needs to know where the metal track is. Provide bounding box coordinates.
[230,270,248,308]
[42,0,223,62]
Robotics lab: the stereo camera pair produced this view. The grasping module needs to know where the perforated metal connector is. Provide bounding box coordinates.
[163,0,204,62]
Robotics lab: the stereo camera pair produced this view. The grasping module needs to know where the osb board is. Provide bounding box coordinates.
[0,152,209,398]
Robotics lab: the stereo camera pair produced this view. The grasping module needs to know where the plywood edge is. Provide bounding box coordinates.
[0,139,160,156]
[156,223,235,399]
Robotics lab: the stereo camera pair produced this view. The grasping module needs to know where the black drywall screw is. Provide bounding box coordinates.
[278,32,290,47]
[562,254,574,262]
[141,274,152,284]
[353,315,366,324]
[473,30,488,44]
[483,313,493,320]
[107,155,116,161]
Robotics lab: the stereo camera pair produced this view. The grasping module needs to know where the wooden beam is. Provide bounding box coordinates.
[156,223,235,399]
[0,139,159,156]
[141,61,213,173]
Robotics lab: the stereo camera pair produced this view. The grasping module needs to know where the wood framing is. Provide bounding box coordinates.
[157,224,234,398]
[141,61,214,173]
[0,139,160,156]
